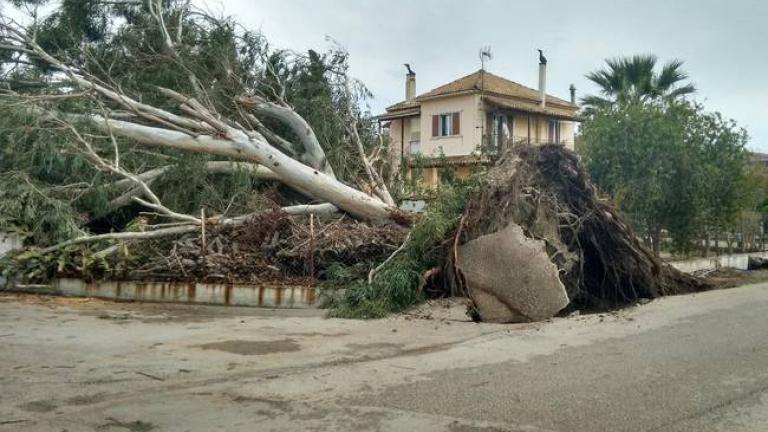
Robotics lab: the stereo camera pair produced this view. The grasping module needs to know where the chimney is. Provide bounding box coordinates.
[569,84,576,105]
[538,59,547,107]
[404,64,416,102]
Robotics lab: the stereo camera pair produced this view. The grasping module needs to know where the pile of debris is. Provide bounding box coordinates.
[450,145,708,323]
[79,209,406,284]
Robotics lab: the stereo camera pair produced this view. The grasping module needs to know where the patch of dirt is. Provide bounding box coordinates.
[284,331,350,337]
[195,339,301,355]
[0,292,321,322]
[698,268,768,288]
[227,394,292,412]
[0,292,108,307]
[65,393,105,406]
[17,400,57,413]
[400,298,474,322]
[448,422,510,432]
[96,417,156,432]
[345,342,404,351]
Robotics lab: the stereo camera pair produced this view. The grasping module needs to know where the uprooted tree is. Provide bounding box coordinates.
[0,2,710,321]
[0,0,403,254]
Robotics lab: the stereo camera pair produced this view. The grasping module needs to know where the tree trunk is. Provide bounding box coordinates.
[83,116,399,223]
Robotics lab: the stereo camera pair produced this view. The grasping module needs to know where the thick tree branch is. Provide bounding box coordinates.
[68,114,394,222]
[237,95,335,178]
[3,20,402,225]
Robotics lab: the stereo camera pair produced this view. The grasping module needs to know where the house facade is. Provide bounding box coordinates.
[378,64,579,188]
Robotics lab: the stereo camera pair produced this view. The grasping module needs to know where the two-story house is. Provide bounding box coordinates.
[377,60,579,188]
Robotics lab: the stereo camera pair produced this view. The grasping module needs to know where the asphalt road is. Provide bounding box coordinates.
[1,283,767,431]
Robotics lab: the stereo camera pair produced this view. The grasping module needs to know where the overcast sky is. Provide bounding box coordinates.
[7,1,765,149]
[204,0,767,150]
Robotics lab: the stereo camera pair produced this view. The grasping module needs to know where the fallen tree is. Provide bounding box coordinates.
[0,2,404,256]
[0,3,708,322]
[451,145,708,321]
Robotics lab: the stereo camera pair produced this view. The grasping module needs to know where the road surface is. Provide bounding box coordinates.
[1,283,767,431]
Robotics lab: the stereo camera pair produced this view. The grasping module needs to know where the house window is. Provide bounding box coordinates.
[432,112,460,137]
[548,120,561,144]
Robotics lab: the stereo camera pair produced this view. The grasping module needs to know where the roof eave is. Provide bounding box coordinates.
[375,108,421,121]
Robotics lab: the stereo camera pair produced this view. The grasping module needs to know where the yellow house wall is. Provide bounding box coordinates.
[456,166,472,179]
[560,120,575,149]
[387,115,419,165]
[418,94,482,157]
[390,97,577,158]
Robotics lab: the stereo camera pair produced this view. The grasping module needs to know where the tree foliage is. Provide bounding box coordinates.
[580,100,750,253]
[0,1,384,246]
[582,54,696,113]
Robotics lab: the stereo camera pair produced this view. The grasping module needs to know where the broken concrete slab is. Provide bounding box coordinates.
[457,222,569,323]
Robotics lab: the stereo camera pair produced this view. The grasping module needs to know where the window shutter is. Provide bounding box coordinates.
[432,115,439,137]
[452,112,460,135]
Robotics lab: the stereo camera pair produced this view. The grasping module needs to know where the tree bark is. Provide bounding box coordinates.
[78,115,397,223]
[237,96,335,177]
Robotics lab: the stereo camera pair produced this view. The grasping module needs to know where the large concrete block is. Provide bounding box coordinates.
[458,222,569,323]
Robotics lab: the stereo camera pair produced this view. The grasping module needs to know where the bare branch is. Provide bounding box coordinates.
[38,203,340,255]
[48,112,201,225]
[242,112,298,157]
[341,75,395,206]
[368,231,411,284]
[0,23,214,134]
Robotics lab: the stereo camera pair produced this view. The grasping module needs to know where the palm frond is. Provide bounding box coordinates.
[579,94,613,110]
[585,70,615,95]
[665,83,697,100]
[656,59,690,92]
[586,54,694,106]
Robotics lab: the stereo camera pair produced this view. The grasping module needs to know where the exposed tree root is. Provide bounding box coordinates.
[452,145,708,311]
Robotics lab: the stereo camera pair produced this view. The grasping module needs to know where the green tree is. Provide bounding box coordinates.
[580,100,749,255]
[581,55,696,112]
[689,109,750,253]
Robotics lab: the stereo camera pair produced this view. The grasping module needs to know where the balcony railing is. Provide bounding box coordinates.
[482,135,570,155]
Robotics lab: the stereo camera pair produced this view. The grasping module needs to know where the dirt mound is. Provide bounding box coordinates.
[453,145,707,313]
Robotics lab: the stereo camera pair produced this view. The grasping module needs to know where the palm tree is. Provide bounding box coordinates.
[581,54,696,110]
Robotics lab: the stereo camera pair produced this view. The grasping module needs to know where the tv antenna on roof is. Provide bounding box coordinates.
[479,46,493,71]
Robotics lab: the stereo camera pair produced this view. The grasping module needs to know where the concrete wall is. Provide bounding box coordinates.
[669,251,768,273]
[5,279,320,309]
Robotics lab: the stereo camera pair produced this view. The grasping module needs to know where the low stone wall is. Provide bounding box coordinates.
[3,278,320,309]
[669,251,768,273]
